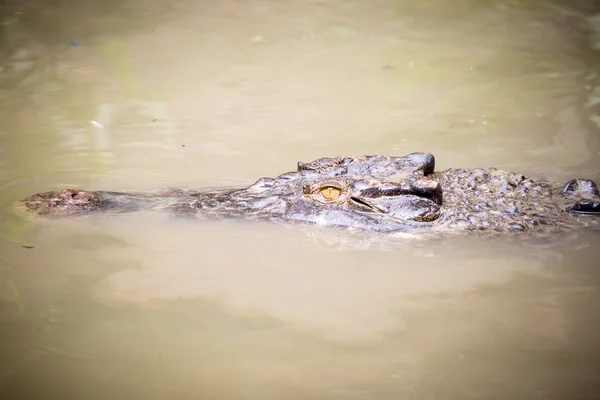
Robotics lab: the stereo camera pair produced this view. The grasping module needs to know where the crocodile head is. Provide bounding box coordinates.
[222,153,443,232]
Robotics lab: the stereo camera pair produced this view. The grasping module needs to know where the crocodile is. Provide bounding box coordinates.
[15,152,600,235]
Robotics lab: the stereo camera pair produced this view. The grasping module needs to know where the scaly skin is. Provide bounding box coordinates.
[15,153,600,235]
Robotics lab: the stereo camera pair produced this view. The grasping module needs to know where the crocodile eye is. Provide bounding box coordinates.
[320,186,342,200]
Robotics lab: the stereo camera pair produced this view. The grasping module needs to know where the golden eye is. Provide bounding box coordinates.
[320,186,342,199]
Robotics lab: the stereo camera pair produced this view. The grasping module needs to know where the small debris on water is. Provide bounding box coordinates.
[22,245,34,249]
[89,120,104,129]
[181,144,186,147]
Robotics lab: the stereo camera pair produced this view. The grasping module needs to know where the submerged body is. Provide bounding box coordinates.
[16,153,600,236]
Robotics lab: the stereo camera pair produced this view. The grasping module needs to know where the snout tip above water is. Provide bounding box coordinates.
[15,189,101,216]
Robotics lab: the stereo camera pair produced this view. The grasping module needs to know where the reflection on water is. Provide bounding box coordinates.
[3,216,600,399]
[1,0,600,399]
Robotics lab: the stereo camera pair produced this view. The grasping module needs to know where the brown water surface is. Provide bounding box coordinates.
[1,0,600,399]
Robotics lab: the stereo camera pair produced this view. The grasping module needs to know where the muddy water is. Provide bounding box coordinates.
[1,0,600,399]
